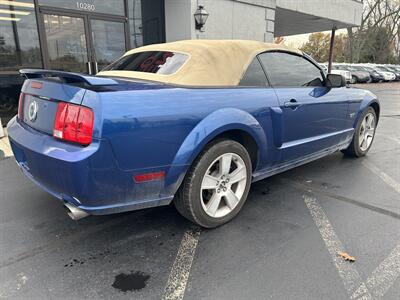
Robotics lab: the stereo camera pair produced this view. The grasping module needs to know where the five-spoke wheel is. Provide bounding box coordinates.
[359,112,376,152]
[200,153,247,218]
[174,140,252,228]
[342,106,377,157]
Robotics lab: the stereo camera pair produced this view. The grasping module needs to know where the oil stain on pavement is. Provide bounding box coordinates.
[112,271,150,292]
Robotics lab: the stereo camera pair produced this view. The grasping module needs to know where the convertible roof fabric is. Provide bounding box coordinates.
[98,40,302,86]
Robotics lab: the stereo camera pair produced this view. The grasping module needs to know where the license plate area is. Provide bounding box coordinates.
[23,95,57,134]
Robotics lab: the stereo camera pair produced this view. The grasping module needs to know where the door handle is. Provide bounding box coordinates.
[284,99,300,109]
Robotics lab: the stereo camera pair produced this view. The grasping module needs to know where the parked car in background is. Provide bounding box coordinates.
[6,40,381,227]
[382,65,400,81]
[368,65,396,82]
[319,64,328,74]
[330,65,352,83]
[337,65,370,84]
[355,65,384,83]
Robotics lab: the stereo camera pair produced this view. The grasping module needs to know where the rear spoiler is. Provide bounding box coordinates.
[19,69,118,86]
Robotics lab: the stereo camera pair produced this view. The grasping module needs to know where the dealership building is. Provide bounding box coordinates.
[0,0,362,123]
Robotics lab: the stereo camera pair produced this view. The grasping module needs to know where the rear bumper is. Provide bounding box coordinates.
[7,117,176,215]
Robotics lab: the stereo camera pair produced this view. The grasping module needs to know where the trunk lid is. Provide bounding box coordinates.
[19,69,118,135]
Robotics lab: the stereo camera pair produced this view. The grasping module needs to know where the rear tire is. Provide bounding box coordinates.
[342,107,377,157]
[174,139,252,228]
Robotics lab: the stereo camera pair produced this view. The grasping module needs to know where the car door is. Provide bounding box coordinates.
[258,51,349,163]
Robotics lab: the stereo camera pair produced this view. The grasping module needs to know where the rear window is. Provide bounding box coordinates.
[103,51,189,75]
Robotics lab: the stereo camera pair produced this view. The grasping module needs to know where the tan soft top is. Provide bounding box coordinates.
[98,40,301,86]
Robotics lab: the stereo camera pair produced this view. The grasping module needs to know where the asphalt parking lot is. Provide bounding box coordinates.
[0,83,399,300]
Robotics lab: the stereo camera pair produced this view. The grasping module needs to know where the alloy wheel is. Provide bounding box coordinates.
[359,112,376,151]
[200,153,247,218]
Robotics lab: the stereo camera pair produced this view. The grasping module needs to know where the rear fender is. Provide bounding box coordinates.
[164,108,267,196]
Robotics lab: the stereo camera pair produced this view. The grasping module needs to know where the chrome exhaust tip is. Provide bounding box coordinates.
[64,203,89,220]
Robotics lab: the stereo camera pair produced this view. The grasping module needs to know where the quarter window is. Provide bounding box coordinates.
[103,51,188,75]
[239,58,268,87]
[258,52,324,87]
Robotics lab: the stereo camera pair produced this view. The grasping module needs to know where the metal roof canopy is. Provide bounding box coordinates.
[275,7,359,37]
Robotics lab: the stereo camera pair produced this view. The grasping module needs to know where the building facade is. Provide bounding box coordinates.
[0,0,362,123]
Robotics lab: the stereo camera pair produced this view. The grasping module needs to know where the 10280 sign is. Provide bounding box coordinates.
[76,2,95,11]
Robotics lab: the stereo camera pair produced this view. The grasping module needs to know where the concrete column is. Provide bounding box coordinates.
[164,0,277,42]
[265,7,275,42]
[164,0,196,42]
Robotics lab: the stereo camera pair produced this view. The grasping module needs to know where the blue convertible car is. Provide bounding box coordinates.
[7,40,379,227]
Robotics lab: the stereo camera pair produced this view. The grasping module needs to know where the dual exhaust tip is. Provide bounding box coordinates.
[64,203,89,220]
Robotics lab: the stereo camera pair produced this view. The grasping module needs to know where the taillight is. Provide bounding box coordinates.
[53,102,94,146]
[18,93,25,120]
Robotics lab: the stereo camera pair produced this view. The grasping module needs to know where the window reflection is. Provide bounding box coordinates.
[0,0,41,71]
[128,0,143,48]
[44,14,88,73]
[0,0,41,123]
[91,19,125,71]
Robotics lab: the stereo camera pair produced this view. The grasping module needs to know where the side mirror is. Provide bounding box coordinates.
[326,74,346,88]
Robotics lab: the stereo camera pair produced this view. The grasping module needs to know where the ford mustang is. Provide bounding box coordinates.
[7,40,379,228]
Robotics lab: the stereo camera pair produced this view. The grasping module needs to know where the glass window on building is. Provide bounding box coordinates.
[128,0,143,49]
[38,0,125,16]
[0,0,42,124]
[0,0,41,71]
[91,19,126,71]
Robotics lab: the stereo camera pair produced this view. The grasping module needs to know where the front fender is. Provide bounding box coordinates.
[163,108,268,196]
[354,90,380,128]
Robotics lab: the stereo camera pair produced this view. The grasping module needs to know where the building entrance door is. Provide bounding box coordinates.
[40,9,127,74]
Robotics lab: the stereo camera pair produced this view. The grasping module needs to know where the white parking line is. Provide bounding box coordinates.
[303,195,372,299]
[362,161,400,195]
[305,194,400,299]
[162,228,201,300]
[0,136,13,158]
[352,244,400,299]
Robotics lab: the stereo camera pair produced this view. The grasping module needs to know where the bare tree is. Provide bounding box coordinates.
[347,0,400,63]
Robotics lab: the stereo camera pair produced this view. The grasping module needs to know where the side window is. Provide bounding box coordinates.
[239,58,268,87]
[258,52,324,87]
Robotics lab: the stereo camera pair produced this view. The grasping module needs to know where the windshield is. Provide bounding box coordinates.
[103,51,189,75]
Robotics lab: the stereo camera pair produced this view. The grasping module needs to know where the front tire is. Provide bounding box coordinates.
[174,139,252,228]
[342,107,377,157]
